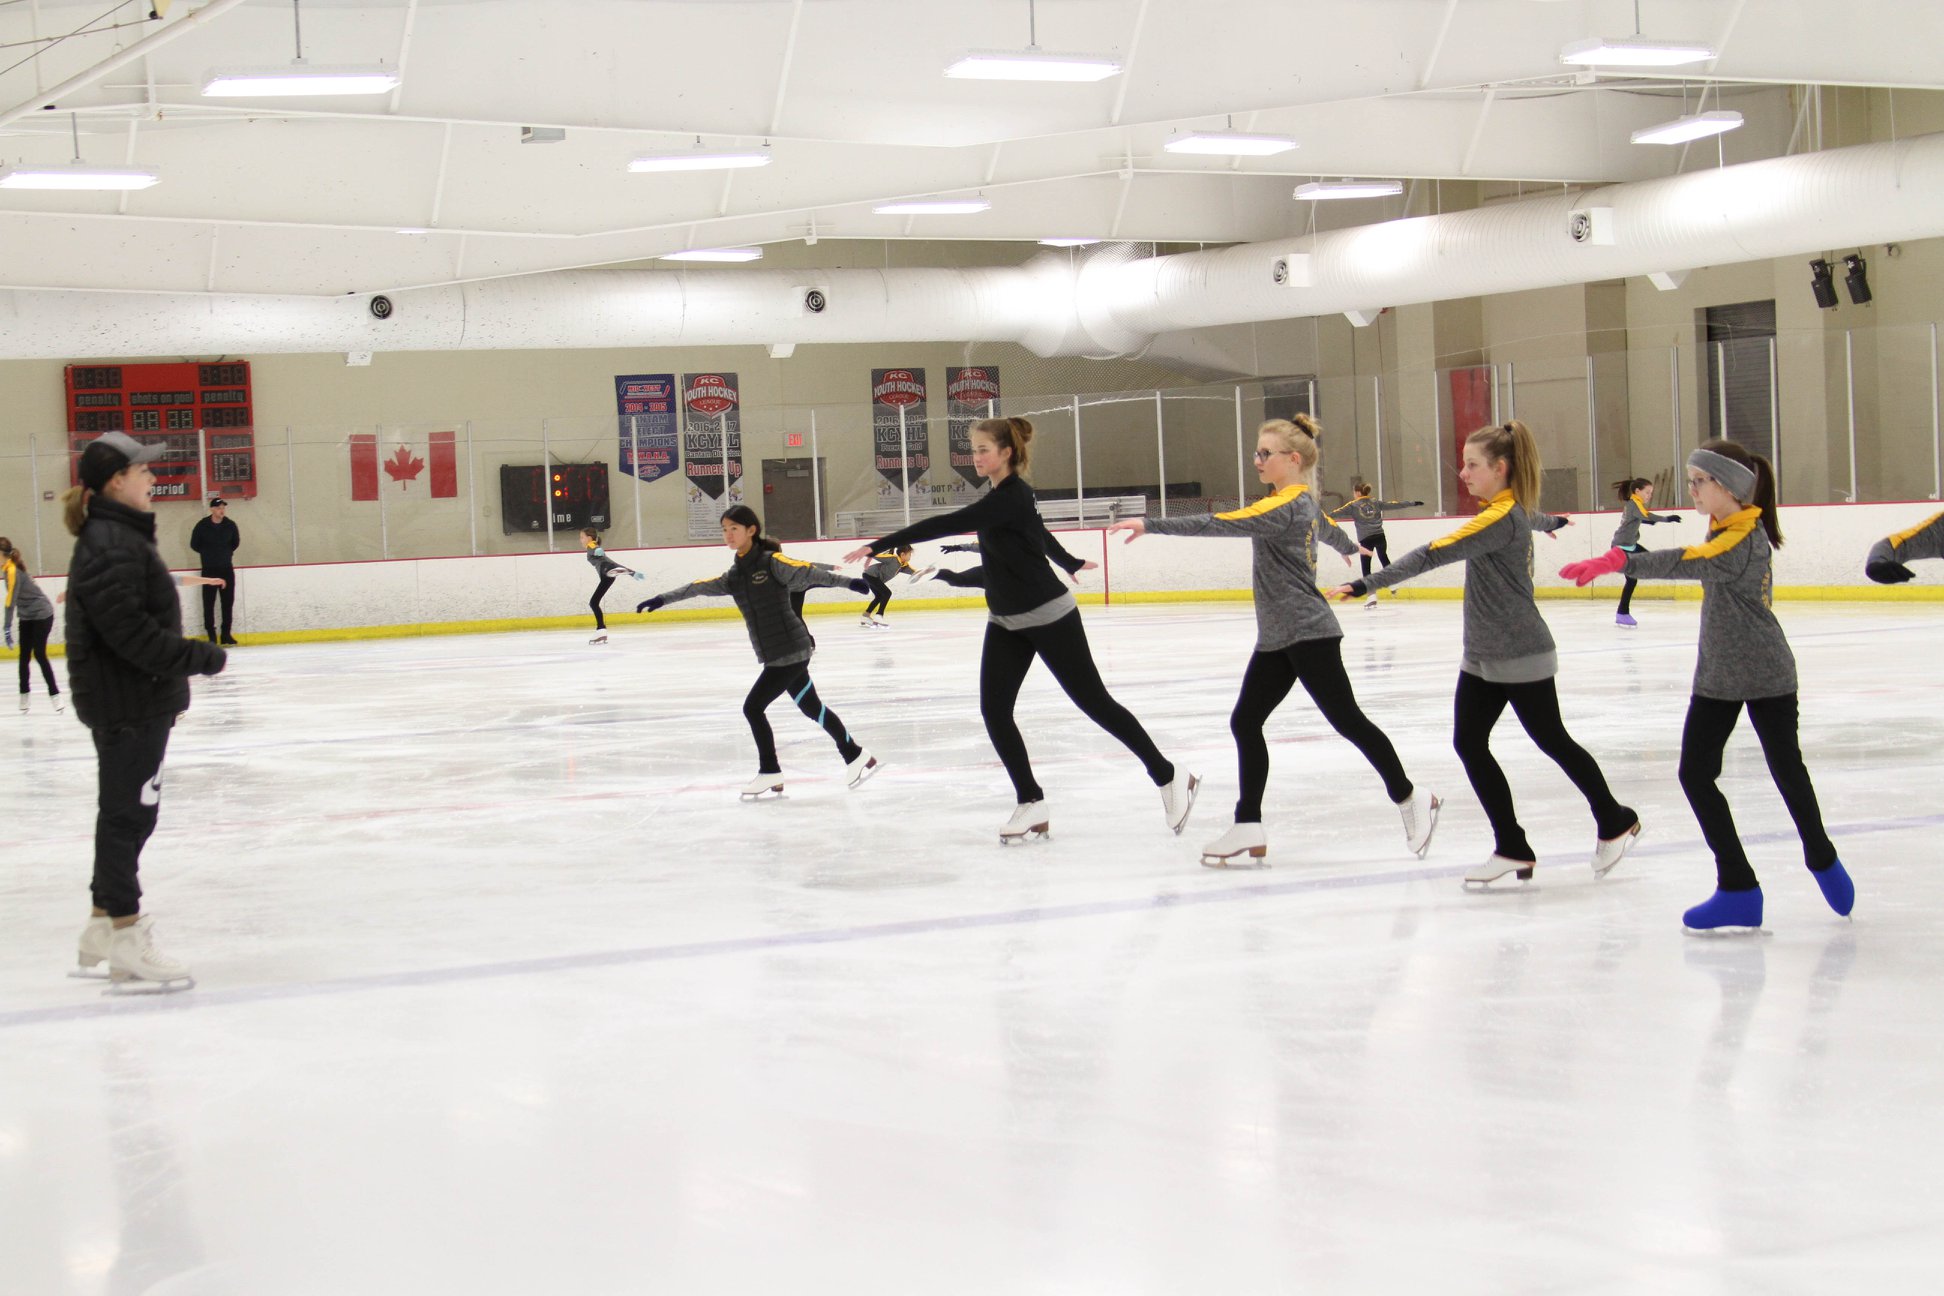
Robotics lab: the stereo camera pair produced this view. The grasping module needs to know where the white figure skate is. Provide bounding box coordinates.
[1593,821,1642,878]
[844,748,880,790]
[1464,855,1535,887]
[588,632,608,645]
[69,915,113,980]
[740,773,785,800]
[1160,771,1201,835]
[105,916,194,994]
[1200,822,1268,868]
[999,800,1049,845]
[1398,788,1441,858]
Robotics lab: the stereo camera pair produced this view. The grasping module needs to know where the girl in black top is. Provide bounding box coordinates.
[844,417,1197,844]
[581,527,642,644]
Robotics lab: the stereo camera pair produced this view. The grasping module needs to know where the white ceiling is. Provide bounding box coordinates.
[0,0,1935,298]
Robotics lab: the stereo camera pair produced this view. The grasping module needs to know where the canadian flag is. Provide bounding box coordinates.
[350,432,457,501]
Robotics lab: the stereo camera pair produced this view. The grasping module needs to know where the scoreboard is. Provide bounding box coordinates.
[501,463,610,535]
[65,361,257,501]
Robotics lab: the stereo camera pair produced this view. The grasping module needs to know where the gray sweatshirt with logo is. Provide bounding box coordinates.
[1609,495,1679,549]
[3,561,54,630]
[1623,510,1796,700]
[651,548,858,667]
[1329,496,1420,542]
[1361,492,1566,664]
[1866,510,1944,568]
[1145,483,1358,651]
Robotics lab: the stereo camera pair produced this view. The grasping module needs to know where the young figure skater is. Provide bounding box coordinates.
[1329,484,1424,608]
[843,417,1198,844]
[858,544,924,626]
[582,528,642,645]
[1,536,62,714]
[62,433,229,991]
[1108,416,1439,867]
[638,506,880,798]
[1607,478,1681,627]
[1329,421,1639,886]
[1562,440,1852,931]
[1864,510,1944,583]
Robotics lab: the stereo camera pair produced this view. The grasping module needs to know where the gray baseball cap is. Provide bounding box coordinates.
[78,432,164,491]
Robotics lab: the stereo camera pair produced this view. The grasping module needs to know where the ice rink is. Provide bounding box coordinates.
[4,596,1942,1294]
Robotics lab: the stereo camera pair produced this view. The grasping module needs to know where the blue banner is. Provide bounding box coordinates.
[614,373,680,483]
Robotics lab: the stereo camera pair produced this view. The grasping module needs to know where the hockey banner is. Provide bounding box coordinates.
[871,367,930,506]
[945,366,999,491]
[682,371,744,539]
[614,374,680,484]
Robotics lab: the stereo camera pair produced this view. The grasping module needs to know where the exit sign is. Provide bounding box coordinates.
[785,432,804,448]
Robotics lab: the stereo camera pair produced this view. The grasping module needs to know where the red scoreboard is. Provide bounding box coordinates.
[65,361,257,501]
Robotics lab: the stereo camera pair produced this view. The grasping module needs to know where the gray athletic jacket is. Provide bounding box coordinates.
[1146,484,1357,651]
[1362,491,1566,663]
[1329,496,1419,542]
[1866,510,1944,568]
[862,551,913,583]
[1623,508,1796,700]
[651,547,858,667]
[1609,495,1679,549]
[3,560,54,630]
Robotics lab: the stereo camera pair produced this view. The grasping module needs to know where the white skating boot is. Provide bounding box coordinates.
[1397,787,1441,858]
[50,693,64,714]
[740,772,784,800]
[999,800,1049,844]
[844,748,880,790]
[1200,822,1268,868]
[1160,770,1201,835]
[1363,593,1379,609]
[588,632,608,645]
[1592,821,1642,878]
[1464,855,1535,886]
[16,695,26,714]
[871,613,889,627]
[70,916,113,979]
[859,614,875,628]
[105,915,194,993]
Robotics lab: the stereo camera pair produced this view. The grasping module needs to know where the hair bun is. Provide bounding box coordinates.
[1010,416,1035,443]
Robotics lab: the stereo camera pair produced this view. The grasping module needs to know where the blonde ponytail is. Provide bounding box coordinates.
[62,486,91,537]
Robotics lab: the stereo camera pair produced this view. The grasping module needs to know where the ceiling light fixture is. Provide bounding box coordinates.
[628,142,772,173]
[0,113,158,190]
[1629,109,1743,145]
[201,0,399,97]
[1559,36,1716,67]
[1163,131,1297,157]
[1038,237,1101,247]
[873,198,991,215]
[658,248,765,263]
[945,0,1120,81]
[1293,179,1403,201]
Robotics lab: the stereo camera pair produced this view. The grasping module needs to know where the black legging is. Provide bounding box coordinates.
[1616,543,1645,614]
[744,663,863,774]
[200,575,235,639]
[1678,693,1837,891]
[1452,670,1635,862]
[980,610,1173,803]
[16,615,58,695]
[862,575,893,617]
[1231,637,1411,822]
[1358,531,1391,580]
[590,575,615,630]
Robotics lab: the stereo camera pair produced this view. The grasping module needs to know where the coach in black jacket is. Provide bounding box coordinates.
[63,432,227,986]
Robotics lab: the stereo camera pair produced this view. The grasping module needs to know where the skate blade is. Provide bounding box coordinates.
[740,786,784,801]
[1167,774,1201,836]
[999,826,1050,845]
[68,965,111,981]
[846,759,880,790]
[1200,851,1269,869]
[1592,823,1643,878]
[1409,797,1443,859]
[104,975,195,995]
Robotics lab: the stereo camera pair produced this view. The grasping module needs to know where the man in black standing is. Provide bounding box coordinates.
[189,496,240,644]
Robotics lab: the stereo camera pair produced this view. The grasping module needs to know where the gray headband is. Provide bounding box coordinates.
[1688,448,1756,502]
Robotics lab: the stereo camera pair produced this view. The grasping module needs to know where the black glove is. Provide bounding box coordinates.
[1866,560,1916,585]
[847,578,872,594]
[1411,501,1424,507]
[1659,513,1681,522]
[942,542,979,553]
[1348,579,1370,599]
[636,596,664,613]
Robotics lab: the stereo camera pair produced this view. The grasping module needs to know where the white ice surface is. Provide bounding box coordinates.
[4,598,1942,1295]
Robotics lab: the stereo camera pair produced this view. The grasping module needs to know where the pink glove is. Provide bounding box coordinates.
[1559,547,1628,587]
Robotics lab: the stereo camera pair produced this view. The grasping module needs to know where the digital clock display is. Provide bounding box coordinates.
[65,360,257,500]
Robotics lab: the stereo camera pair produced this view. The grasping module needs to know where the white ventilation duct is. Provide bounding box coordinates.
[4,133,1944,361]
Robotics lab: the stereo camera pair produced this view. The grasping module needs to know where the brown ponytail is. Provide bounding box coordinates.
[62,486,91,537]
[0,536,20,570]
[1466,420,1542,511]
[1612,477,1651,503]
[972,416,1035,475]
[1696,438,1782,546]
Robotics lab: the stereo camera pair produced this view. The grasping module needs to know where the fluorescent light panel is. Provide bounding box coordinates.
[628,149,771,173]
[945,49,1121,82]
[1559,36,1716,67]
[1293,179,1403,201]
[873,198,991,215]
[1630,110,1743,145]
[658,247,764,263]
[1163,131,1297,157]
[1038,237,1100,247]
[0,163,159,191]
[202,65,400,97]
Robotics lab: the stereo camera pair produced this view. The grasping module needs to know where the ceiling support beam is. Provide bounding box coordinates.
[0,0,256,133]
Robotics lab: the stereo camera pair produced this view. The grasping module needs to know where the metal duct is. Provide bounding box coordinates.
[4,133,1944,361]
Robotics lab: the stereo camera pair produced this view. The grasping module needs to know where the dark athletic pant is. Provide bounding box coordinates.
[91,717,173,918]
[862,575,893,617]
[1358,531,1391,580]
[16,615,57,695]
[980,610,1173,804]
[590,575,615,630]
[745,664,862,774]
[1452,671,1635,863]
[200,574,235,639]
[1678,693,1837,892]
[1231,637,1411,822]
[1616,544,1645,614]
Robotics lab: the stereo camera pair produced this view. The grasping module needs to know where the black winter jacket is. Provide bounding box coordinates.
[66,496,227,731]
[650,546,861,667]
[189,515,241,573]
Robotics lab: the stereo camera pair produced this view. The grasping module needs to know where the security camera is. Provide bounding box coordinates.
[1568,208,1615,246]
[1271,254,1312,288]
[803,288,827,314]
[369,294,395,320]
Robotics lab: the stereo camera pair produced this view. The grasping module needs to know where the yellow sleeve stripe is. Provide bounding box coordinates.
[1216,484,1305,522]
[772,554,813,569]
[1887,511,1944,549]
[1429,494,1514,549]
[4,564,14,608]
[1681,510,1760,560]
